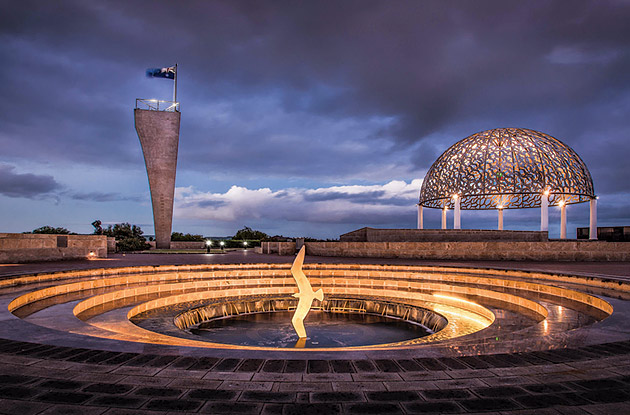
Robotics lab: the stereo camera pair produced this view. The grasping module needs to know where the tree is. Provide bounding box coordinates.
[103,223,144,239]
[102,222,150,251]
[233,226,269,240]
[30,226,72,234]
[171,232,205,241]
[91,220,103,235]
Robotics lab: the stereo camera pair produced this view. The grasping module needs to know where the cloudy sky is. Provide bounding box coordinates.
[1,0,629,238]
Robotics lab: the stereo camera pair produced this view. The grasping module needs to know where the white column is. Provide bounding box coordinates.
[441,207,447,229]
[498,208,504,230]
[589,198,597,240]
[560,202,567,239]
[540,192,549,232]
[453,196,461,229]
[417,205,423,230]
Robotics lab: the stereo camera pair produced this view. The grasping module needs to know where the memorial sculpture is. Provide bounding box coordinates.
[290,246,324,338]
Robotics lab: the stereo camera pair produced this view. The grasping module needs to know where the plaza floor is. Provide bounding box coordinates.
[0,252,629,414]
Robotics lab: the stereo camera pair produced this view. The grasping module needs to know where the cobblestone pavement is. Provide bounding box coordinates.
[0,252,629,414]
[2,336,630,414]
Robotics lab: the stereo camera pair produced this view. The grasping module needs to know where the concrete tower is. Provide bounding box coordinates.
[134,107,181,249]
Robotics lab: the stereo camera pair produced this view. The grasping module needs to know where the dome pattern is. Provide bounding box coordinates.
[419,128,595,210]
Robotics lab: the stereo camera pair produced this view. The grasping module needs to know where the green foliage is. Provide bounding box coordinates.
[116,237,151,252]
[30,226,72,234]
[103,223,144,239]
[171,232,205,241]
[233,226,269,240]
[102,222,150,251]
[262,235,292,242]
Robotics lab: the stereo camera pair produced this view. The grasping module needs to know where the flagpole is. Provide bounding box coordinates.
[173,63,178,105]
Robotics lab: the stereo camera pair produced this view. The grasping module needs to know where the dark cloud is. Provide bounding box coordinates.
[303,190,386,203]
[0,1,629,235]
[193,200,228,208]
[0,164,60,198]
[2,1,628,173]
[67,192,144,203]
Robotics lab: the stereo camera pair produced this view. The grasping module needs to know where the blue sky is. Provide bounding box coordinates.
[1,1,629,239]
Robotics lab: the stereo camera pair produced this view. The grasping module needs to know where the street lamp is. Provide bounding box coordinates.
[220,241,225,251]
[243,241,248,250]
[205,240,212,253]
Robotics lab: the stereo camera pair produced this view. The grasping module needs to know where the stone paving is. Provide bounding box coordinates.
[0,252,629,414]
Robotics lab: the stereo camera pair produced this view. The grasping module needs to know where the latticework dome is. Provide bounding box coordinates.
[419,128,595,210]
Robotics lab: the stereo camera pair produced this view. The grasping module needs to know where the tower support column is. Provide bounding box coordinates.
[441,207,447,229]
[453,196,461,229]
[134,108,181,249]
[541,192,549,232]
[498,208,504,230]
[560,202,567,239]
[589,198,598,240]
[417,205,423,230]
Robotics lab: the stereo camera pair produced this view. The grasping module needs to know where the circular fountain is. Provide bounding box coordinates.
[2,261,622,355]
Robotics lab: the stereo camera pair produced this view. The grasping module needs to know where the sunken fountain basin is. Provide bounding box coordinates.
[5,262,618,354]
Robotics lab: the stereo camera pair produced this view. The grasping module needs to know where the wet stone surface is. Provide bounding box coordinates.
[1,256,630,413]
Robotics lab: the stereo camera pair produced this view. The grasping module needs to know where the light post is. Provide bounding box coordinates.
[220,241,225,251]
[243,241,248,250]
[205,240,211,253]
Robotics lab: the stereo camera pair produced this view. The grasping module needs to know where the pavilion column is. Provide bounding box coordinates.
[441,207,447,229]
[498,208,504,230]
[560,202,567,239]
[417,205,423,230]
[540,191,549,232]
[589,197,597,240]
[453,196,461,229]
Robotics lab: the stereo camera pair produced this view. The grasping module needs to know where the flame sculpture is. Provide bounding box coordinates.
[290,246,324,338]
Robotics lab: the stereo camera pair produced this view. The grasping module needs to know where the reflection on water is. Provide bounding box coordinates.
[189,311,431,348]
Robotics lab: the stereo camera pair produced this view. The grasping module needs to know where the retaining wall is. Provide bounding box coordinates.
[262,241,296,255]
[303,241,630,261]
[0,233,108,263]
[340,227,548,242]
[146,241,206,250]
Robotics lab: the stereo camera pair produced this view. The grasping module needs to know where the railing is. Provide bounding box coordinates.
[135,98,180,112]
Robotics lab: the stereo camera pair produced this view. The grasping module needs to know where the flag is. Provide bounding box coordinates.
[146,66,176,80]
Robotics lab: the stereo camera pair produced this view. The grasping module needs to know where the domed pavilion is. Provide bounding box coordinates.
[418,128,597,239]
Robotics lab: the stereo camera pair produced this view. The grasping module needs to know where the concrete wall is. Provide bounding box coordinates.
[303,241,630,261]
[262,241,296,255]
[170,241,205,250]
[340,227,548,242]
[107,237,116,253]
[134,109,181,249]
[0,234,108,263]
[146,241,206,250]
